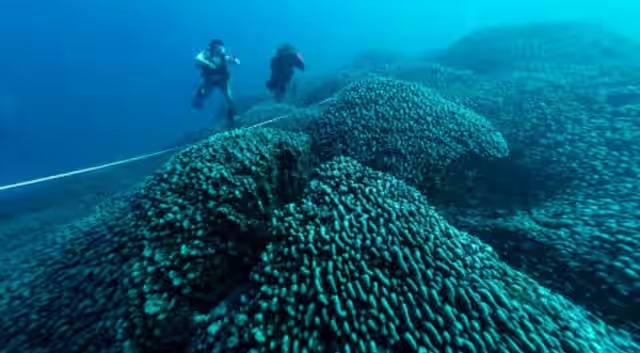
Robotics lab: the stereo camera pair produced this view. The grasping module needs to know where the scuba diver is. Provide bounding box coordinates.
[266,44,305,102]
[192,39,241,128]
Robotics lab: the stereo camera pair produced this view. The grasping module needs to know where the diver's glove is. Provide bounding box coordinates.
[226,55,240,65]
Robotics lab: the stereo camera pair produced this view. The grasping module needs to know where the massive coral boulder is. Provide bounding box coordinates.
[0,127,314,353]
[303,77,509,190]
[423,34,640,326]
[0,192,139,353]
[191,156,640,353]
[437,22,640,74]
[122,127,314,352]
[444,144,640,332]
[0,155,167,268]
[450,190,640,332]
[411,23,640,334]
[432,21,640,123]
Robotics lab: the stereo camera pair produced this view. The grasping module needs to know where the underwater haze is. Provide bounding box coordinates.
[2,0,640,352]
[1,0,639,185]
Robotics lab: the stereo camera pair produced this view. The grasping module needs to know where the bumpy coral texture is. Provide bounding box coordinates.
[194,156,639,353]
[304,77,509,189]
[420,23,640,330]
[438,22,640,73]
[0,193,139,353]
[0,127,314,353]
[122,127,314,353]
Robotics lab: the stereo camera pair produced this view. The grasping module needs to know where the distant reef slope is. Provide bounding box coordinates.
[2,21,639,353]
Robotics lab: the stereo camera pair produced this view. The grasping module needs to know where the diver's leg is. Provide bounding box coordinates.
[223,81,235,128]
[266,76,276,90]
[273,85,285,102]
[191,78,213,110]
[277,72,294,102]
[289,79,297,98]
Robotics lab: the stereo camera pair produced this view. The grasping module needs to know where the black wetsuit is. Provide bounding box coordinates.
[266,47,304,102]
[192,50,235,125]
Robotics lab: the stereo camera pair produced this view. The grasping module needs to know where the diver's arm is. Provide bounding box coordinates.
[294,53,305,71]
[195,51,215,68]
[225,55,241,65]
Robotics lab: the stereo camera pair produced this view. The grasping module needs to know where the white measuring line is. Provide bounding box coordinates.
[0,114,290,192]
[0,147,180,192]
[0,98,333,193]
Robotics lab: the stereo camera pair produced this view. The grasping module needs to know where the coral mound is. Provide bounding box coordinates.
[439,22,640,73]
[306,77,508,187]
[123,127,313,352]
[0,127,314,353]
[192,156,639,353]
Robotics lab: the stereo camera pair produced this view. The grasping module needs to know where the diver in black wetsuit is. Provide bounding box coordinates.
[192,39,241,127]
[266,44,305,102]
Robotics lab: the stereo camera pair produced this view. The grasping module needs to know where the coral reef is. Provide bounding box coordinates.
[2,21,640,353]
[419,21,640,332]
[303,77,509,190]
[437,22,640,73]
[191,157,639,353]
[0,128,313,353]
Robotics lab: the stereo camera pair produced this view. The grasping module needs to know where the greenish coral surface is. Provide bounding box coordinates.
[191,157,640,353]
[2,21,640,353]
[0,127,314,353]
[122,127,314,353]
[304,77,508,188]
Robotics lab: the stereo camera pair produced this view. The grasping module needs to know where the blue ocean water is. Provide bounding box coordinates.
[2,0,637,186]
[1,0,640,352]
[0,0,445,184]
